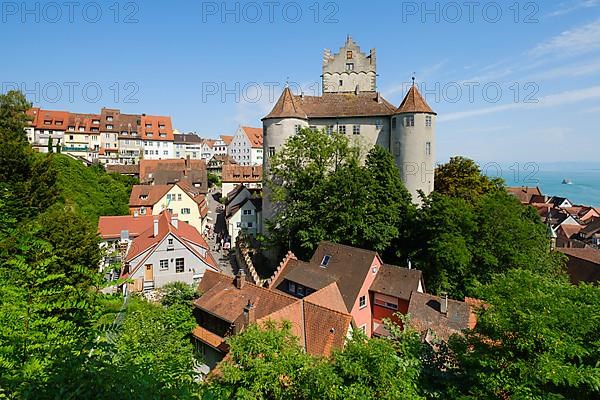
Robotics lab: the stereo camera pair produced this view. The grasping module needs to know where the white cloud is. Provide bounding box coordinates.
[546,0,599,17]
[439,85,600,121]
[530,18,600,57]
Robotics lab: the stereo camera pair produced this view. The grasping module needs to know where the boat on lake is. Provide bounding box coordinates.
[562,179,573,185]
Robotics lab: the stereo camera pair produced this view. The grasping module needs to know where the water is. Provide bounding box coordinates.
[484,163,600,207]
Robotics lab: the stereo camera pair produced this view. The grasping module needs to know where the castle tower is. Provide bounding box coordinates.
[391,81,437,204]
[262,86,308,222]
[322,36,376,93]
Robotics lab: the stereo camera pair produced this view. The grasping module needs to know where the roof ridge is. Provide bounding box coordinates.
[303,297,352,317]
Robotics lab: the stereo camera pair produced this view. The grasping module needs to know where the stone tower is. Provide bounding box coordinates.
[391,81,437,203]
[322,35,376,93]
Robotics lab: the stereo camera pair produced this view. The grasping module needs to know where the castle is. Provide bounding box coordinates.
[262,36,437,220]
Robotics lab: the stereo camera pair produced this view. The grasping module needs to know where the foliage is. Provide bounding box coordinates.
[160,281,199,308]
[203,322,424,399]
[434,156,504,202]
[451,270,600,399]
[207,172,221,187]
[413,185,565,298]
[49,155,136,224]
[266,128,414,259]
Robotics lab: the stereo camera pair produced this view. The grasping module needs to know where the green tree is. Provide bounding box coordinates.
[266,129,413,259]
[47,136,53,153]
[435,156,503,202]
[452,270,600,399]
[160,281,198,308]
[207,172,220,187]
[0,91,33,186]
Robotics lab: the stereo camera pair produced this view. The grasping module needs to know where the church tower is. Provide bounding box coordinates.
[322,35,377,93]
[391,80,437,204]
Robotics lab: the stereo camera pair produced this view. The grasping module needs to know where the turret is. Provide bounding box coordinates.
[261,86,308,222]
[322,36,377,93]
[391,80,436,204]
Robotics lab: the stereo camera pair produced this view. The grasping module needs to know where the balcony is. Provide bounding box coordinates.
[62,146,89,152]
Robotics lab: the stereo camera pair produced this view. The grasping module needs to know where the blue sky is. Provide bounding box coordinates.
[2,0,600,164]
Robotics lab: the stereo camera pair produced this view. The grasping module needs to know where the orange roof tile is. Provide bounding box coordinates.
[221,164,262,183]
[240,126,263,148]
[395,84,436,115]
[219,135,234,145]
[140,114,174,141]
[129,185,173,207]
[263,87,307,120]
[97,215,155,239]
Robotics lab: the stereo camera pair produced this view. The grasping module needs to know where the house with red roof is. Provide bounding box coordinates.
[220,164,262,197]
[193,269,352,369]
[228,126,263,166]
[129,182,209,233]
[120,210,219,292]
[266,241,425,338]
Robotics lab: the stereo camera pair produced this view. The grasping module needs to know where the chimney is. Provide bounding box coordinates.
[440,292,448,315]
[171,214,178,229]
[235,269,246,289]
[153,218,159,237]
[243,300,255,326]
[185,155,191,170]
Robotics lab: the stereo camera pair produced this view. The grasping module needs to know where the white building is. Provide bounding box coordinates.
[141,114,174,160]
[228,126,263,166]
[174,132,203,159]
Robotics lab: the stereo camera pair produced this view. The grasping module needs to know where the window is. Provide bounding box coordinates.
[338,125,346,134]
[243,209,253,215]
[176,194,181,201]
[295,124,301,134]
[392,117,397,129]
[106,116,113,122]
[247,222,253,228]
[426,142,431,156]
[288,281,296,293]
[346,63,354,71]
[145,124,152,128]
[175,258,184,273]
[405,115,415,127]
[147,133,153,137]
[353,125,361,135]
[339,79,343,86]
[359,324,367,334]
[107,125,113,130]
[359,295,367,309]
[69,135,74,140]
[181,208,190,215]
[326,125,334,135]
[375,298,398,310]
[268,146,275,157]
[162,150,168,156]
[321,255,331,267]
[426,115,432,127]
[376,119,383,130]
[296,285,305,297]
[68,126,75,131]
[346,50,353,59]
[168,238,173,245]
[92,120,100,125]
[159,259,169,270]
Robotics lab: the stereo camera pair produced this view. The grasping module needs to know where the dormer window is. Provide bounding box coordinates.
[158,124,165,129]
[106,116,113,122]
[107,125,113,130]
[145,124,152,129]
[147,133,153,138]
[139,194,148,200]
[80,127,85,132]
[93,120,100,125]
[44,120,51,125]
[68,126,75,131]
[55,121,62,126]
[159,133,167,138]
[320,255,331,267]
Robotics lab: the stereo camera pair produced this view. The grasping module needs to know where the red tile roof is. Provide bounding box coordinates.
[395,84,436,115]
[558,247,600,265]
[221,165,262,183]
[240,126,263,149]
[97,215,155,239]
[370,264,424,301]
[219,135,234,145]
[129,185,173,207]
[507,186,543,204]
[407,292,471,342]
[264,91,396,119]
[263,87,307,120]
[140,115,174,141]
[124,211,217,270]
[195,270,351,357]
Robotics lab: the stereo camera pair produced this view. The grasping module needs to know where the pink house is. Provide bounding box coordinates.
[267,241,424,337]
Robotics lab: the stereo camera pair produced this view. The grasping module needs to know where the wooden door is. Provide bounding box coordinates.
[144,264,154,281]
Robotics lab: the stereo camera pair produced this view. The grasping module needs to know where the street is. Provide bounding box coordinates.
[205,187,238,276]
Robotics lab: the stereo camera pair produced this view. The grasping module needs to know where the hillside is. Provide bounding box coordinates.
[49,154,136,223]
